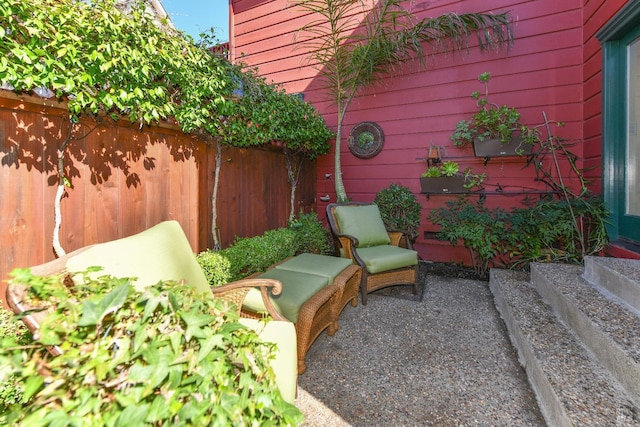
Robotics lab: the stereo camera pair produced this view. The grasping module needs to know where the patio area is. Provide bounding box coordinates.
[294,262,545,426]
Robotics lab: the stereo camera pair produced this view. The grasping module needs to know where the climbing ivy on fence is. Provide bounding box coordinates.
[0,0,332,252]
[0,0,332,152]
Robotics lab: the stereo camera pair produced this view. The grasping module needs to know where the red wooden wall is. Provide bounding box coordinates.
[230,0,629,264]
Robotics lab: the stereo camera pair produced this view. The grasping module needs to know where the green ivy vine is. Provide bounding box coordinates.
[0,0,332,154]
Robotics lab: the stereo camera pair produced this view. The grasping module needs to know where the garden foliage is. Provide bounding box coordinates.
[198,213,332,284]
[0,269,303,426]
[0,0,332,153]
[429,195,609,277]
[374,184,421,241]
[0,303,30,418]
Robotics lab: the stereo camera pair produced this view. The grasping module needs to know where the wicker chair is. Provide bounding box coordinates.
[326,202,419,305]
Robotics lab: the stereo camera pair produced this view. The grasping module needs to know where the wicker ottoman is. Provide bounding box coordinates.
[243,254,362,374]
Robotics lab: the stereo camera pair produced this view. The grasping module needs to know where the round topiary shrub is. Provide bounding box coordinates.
[196,250,232,286]
[289,212,331,255]
[374,183,422,242]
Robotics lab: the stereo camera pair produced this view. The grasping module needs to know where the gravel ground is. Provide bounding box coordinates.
[294,262,545,426]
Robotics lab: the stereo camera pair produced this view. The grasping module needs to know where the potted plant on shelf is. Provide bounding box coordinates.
[420,160,485,193]
[450,72,540,157]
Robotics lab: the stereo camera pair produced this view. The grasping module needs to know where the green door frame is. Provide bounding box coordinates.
[598,2,640,246]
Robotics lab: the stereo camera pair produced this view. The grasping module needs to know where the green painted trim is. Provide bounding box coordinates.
[601,39,623,240]
[597,0,640,42]
[601,18,640,243]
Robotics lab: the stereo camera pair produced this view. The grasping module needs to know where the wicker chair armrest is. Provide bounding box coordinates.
[5,282,63,356]
[335,234,359,259]
[212,278,287,322]
[387,231,403,246]
[387,229,414,249]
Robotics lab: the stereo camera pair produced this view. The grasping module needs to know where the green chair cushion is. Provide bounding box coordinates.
[244,269,329,323]
[334,204,391,247]
[275,253,352,282]
[65,221,211,295]
[356,245,418,274]
[239,318,297,403]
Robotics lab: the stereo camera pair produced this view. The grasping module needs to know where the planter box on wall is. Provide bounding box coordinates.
[420,176,468,193]
[473,138,533,157]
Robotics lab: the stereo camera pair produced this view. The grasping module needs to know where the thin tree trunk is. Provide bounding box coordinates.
[334,101,350,202]
[52,120,100,258]
[52,123,74,257]
[52,177,66,257]
[211,140,222,250]
[284,147,303,223]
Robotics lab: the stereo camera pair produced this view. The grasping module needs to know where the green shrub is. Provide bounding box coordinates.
[505,195,609,268]
[0,269,303,426]
[221,228,298,281]
[429,198,509,277]
[0,304,31,418]
[289,212,331,255]
[428,195,609,275]
[374,183,421,241]
[196,250,232,286]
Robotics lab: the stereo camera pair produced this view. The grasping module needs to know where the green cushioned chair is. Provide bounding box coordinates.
[327,202,419,304]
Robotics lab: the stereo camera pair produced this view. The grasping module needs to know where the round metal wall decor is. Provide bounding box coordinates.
[348,121,384,159]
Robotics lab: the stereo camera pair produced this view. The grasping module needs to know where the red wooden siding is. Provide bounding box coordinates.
[230,0,631,264]
[0,92,317,299]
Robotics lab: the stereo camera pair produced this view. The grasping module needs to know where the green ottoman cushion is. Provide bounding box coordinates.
[275,253,352,282]
[356,245,418,274]
[334,204,391,247]
[243,269,329,323]
[65,221,211,295]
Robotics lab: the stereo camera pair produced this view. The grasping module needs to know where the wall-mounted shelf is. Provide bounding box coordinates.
[417,154,532,167]
[421,188,558,201]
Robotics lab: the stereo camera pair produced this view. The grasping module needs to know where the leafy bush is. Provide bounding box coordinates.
[429,198,509,277]
[428,195,609,276]
[200,216,332,286]
[0,269,303,426]
[196,250,232,286]
[374,183,421,241]
[0,304,30,418]
[220,228,298,281]
[505,195,609,268]
[289,212,331,255]
[0,0,332,155]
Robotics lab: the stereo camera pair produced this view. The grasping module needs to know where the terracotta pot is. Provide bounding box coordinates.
[472,137,533,157]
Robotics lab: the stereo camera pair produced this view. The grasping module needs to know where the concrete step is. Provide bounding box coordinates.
[490,269,639,426]
[583,255,640,313]
[531,262,640,406]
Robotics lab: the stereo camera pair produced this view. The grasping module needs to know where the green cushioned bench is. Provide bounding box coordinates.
[243,253,361,374]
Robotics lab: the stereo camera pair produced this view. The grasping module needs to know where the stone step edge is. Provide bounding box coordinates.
[531,262,640,405]
[583,256,640,314]
[490,269,638,426]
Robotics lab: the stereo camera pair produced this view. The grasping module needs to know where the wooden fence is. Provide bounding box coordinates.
[0,92,317,301]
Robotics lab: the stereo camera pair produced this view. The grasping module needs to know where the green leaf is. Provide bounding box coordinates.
[117,403,150,425]
[22,375,44,401]
[78,283,129,327]
[197,334,224,362]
